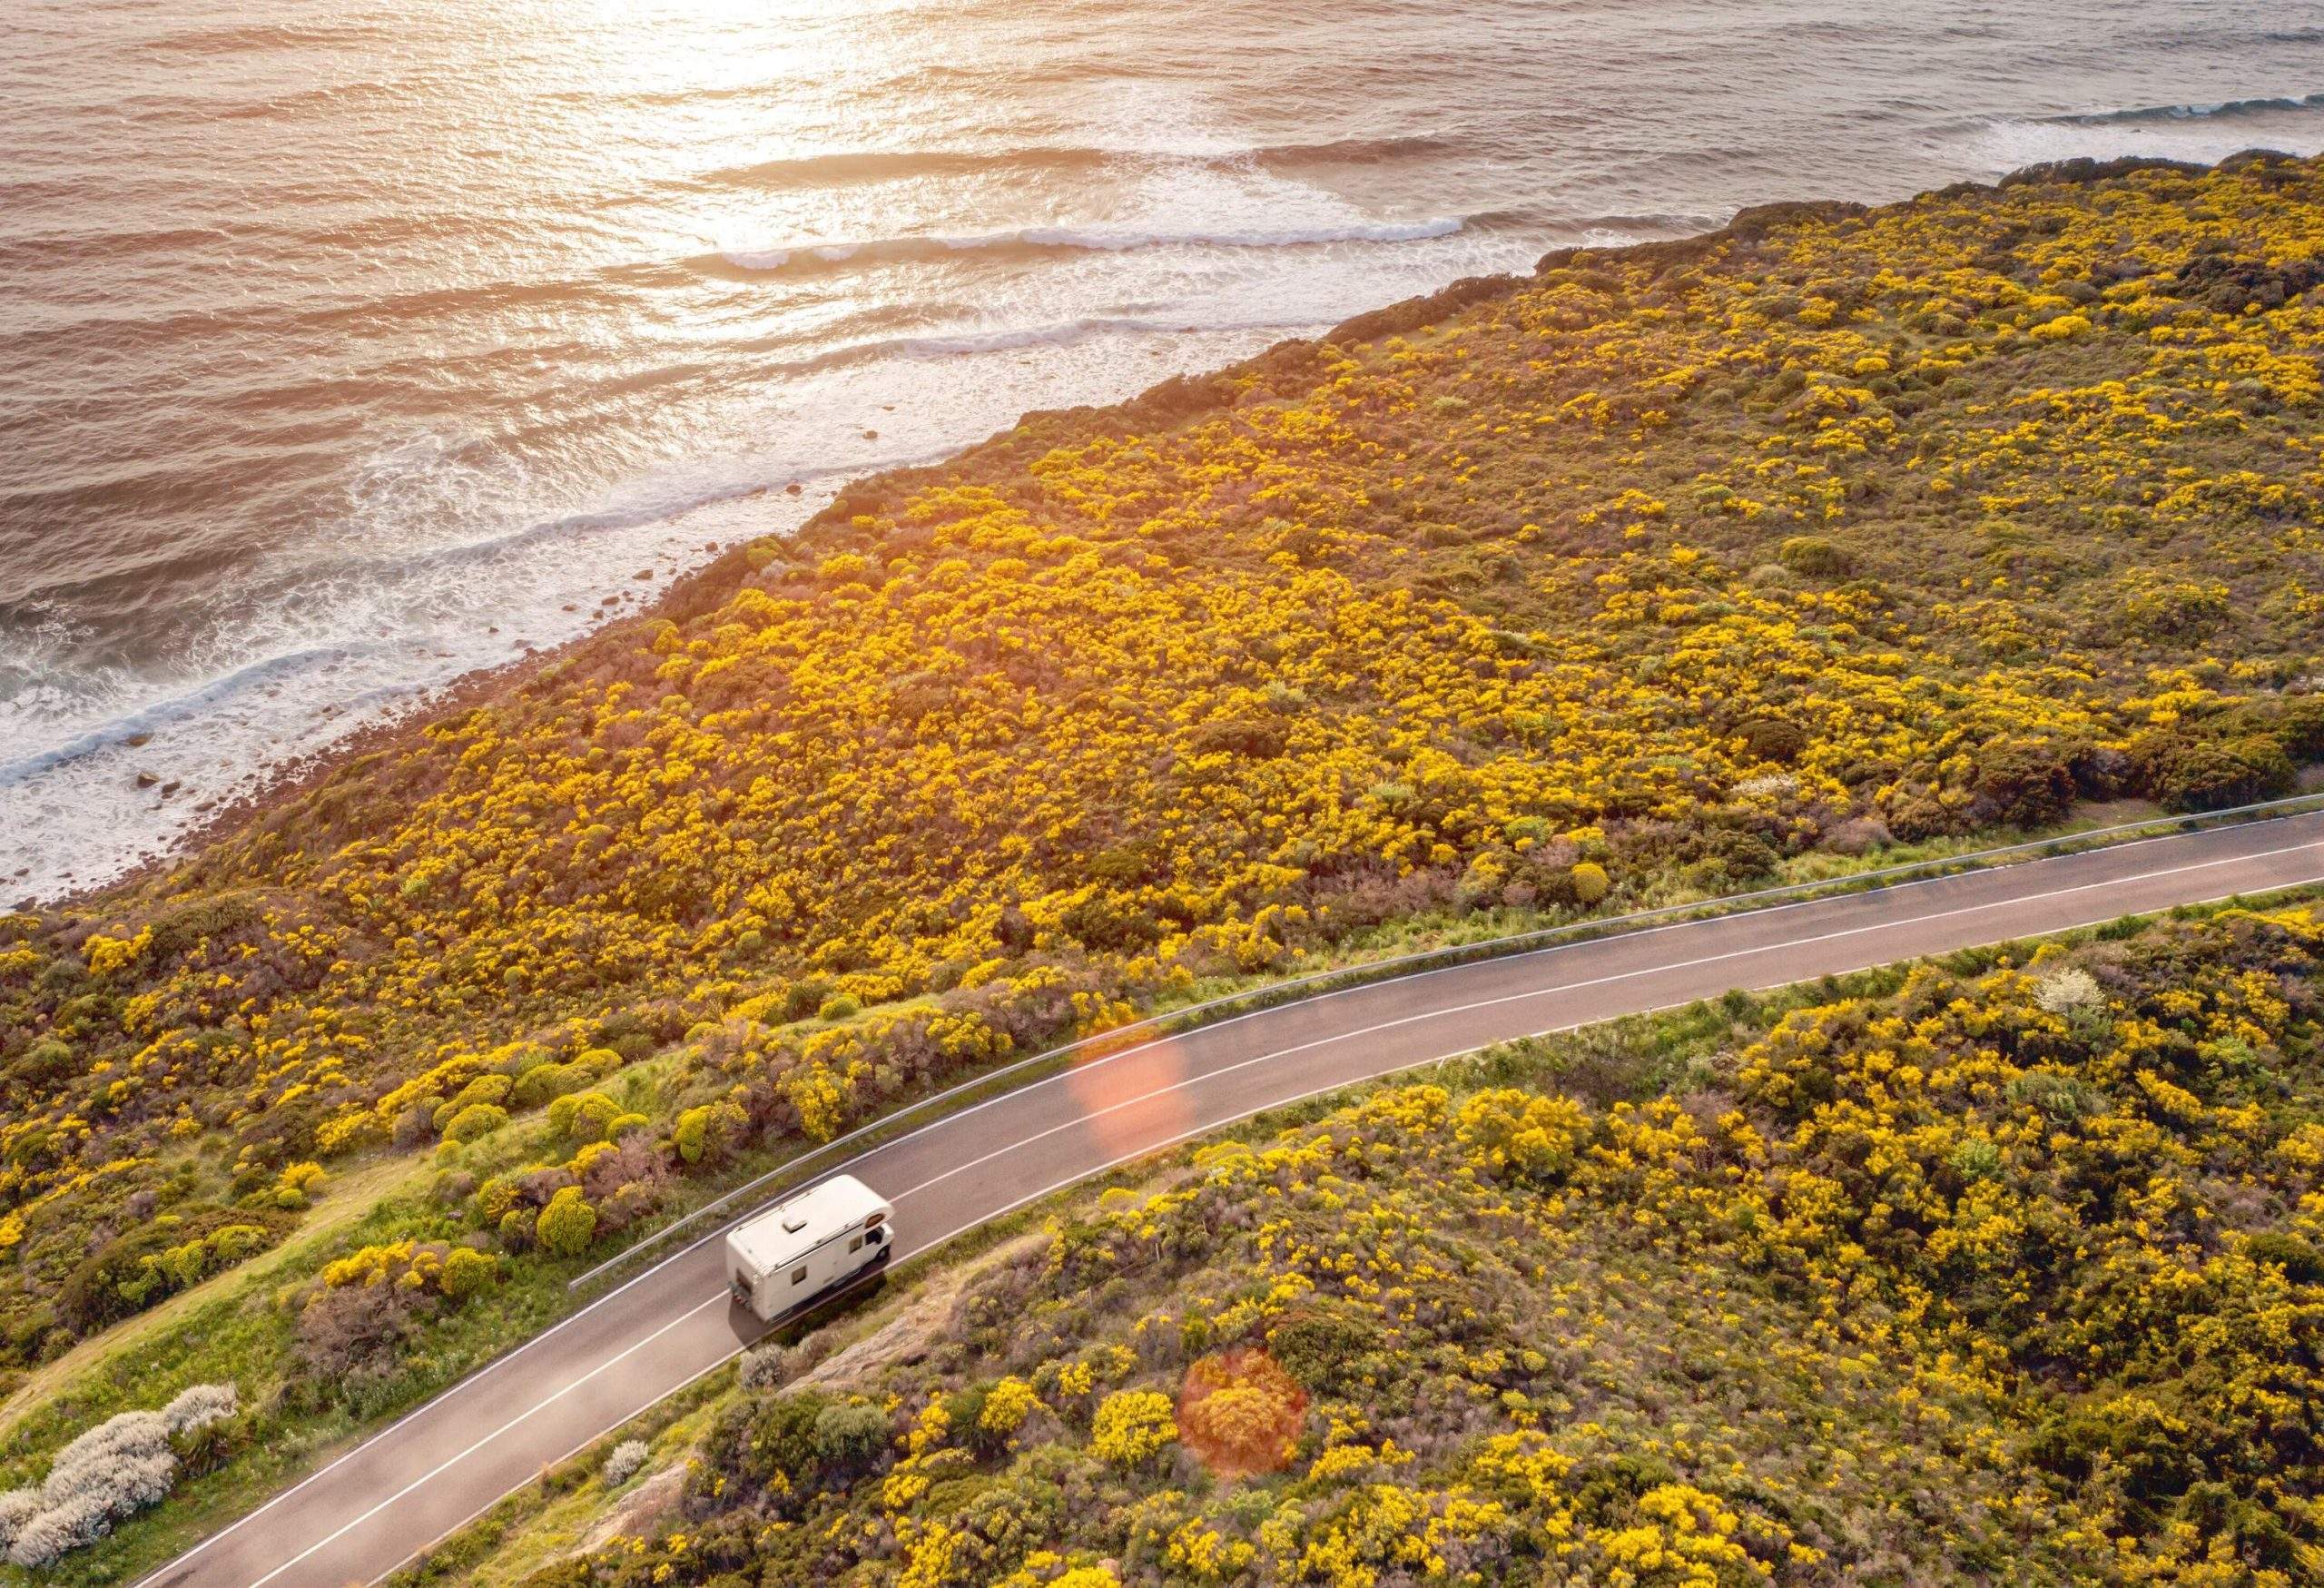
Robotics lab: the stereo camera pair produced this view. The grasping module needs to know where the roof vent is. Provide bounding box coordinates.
[781,1214,808,1232]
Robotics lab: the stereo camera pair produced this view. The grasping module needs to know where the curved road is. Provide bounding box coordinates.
[138,812,2324,1588]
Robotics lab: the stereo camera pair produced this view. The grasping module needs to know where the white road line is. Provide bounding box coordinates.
[353,864,2324,1587]
[246,1291,729,1588]
[882,837,2321,1204]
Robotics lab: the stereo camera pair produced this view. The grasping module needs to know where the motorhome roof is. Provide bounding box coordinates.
[728,1174,888,1275]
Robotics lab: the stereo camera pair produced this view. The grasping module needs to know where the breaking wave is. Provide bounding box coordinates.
[699,135,1453,190]
[718,217,1467,273]
[2048,91,2324,125]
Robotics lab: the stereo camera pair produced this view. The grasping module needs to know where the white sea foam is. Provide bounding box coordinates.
[1973,108,2324,173]
[1971,88,2324,172]
[722,217,1467,272]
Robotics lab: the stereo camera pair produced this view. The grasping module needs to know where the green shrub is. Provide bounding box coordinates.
[510,1062,582,1110]
[735,1390,831,1486]
[1777,535,1848,577]
[536,1188,598,1256]
[1738,718,1807,764]
[1267,1302,1385,1393]
[674,1100,748,1165]
[811,1402,890,1473]
[433,1072,511,1130]
[440,1246,500,1300]
[4,1040,75,1093]
[1973,739,2081,829]
[549,1091,624,1142]
[783,980,836,1022]
[2269,695,2324,762]
[2244,1230,2324,1286]
[442,1103,509,1145]
[2134,731,2297,813]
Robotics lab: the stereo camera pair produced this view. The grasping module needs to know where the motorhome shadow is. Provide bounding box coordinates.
[724,1174,894,1322]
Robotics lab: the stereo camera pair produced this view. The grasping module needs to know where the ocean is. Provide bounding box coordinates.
[5,0,2324,905]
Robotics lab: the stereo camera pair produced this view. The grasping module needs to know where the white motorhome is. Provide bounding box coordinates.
[724,1174,893,1322]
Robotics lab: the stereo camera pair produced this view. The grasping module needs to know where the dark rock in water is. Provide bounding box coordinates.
[785,483,803,496]
[633,567,655,580]
[159,781,182,797]
[862,429,879,439]
[134,771,159,788]
[124,733,153,748]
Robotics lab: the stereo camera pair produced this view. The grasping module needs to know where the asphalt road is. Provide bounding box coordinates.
[136,811,2324,1588]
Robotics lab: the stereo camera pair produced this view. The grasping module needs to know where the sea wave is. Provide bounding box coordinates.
[363,464,889,578]
[0,644,386,787]
[2048,91,2324,125]
[387,315,1319,556]
[699,134,1451,191]
[719,216,1467,273]
[1570,211,1726,234]
[789,312,1327,371]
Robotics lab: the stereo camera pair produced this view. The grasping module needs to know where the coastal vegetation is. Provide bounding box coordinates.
[428,904,2324,1586]
[5,149,2324,1573]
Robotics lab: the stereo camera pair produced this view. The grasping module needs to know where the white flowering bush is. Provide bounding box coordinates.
[0,1384,237,1567]
[738,1342,791,1392]
[2034,966,2103,1016]
[160,1382,239,1435]
[603,1439,650,1487]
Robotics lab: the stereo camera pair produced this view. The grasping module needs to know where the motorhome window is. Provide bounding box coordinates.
[791,1266,806,1285]
[865,1211,885,1228]
[848,1235,862,1253]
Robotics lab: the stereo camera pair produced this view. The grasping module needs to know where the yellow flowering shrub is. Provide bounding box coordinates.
[975,1376,1040,1441]
[1089,1390,1177,1468]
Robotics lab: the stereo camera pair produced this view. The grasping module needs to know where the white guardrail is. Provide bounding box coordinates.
[568,787,2324,1293]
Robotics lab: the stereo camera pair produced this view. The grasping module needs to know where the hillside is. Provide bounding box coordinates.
[444,905,2324,1587]
[4,149,2324,1573]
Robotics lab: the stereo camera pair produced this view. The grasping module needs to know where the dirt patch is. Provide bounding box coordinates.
[798,1230,1048,1394]
[574,1461,685,1554]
